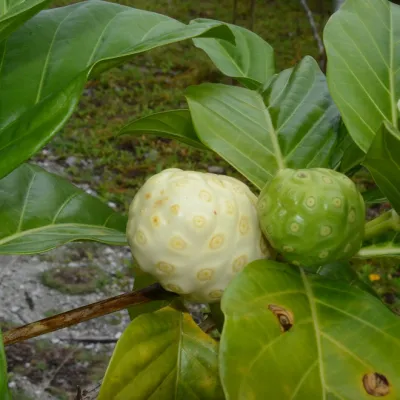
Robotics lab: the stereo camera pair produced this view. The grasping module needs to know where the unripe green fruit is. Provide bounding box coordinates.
[127,168,270,303]
[257,168,365,269]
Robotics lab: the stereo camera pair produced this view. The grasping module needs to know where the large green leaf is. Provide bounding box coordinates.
[0,332,10,400]
[220,260,400,399]
[0,1,233,179]
[0,163,127,254]
[324,0,400,153]
[192,18,275,89]
[119,110,208,150]
[364,121,400,214]
[99,307,223,400]
[185,56,340,189]
[0,0,50,41]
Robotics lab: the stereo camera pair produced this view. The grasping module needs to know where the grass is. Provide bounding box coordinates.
[38,0,332,212]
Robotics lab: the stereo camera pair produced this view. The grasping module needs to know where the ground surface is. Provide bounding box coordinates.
[3,0,399,399]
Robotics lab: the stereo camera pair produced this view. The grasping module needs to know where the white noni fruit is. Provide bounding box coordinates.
[127,168,270,303]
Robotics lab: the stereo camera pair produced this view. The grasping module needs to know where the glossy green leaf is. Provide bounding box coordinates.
[186,56,340,189]
[220,260,400,399]
[363,121,400,213]
[0,0,50,41]
[0,163,127,254]
[0,331,10,400]
[99,307,223,400]
[119,110,208,150]
[0,1,233,179]
[192,18,274,89]
[324,0,400,153]
[362,187,387,205]
[128,265,172,321]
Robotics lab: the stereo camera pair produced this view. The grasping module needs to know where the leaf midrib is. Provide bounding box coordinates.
[300,268,326,400]
[0,222,125,246]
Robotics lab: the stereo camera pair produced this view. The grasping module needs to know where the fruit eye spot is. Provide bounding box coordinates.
[239,216,250,235]
[290,222,300,233]
[170,236,187,250]
[319,250,329,259]
[209,289,223,299]
[348,209,356,223]
[296,171,308,178]
[193,216,206,228]
[209,234,225,249]
[197,268,214,281]
[306,196,316,207]
[320,225,332,237]
[165,283,184,294]
[211,177,225,187]
[135,230,147,245]
[283,245,294,253]
[175,179,190,187]
[170,204,180,215]
[232,255,248,272]
[333,197,342,208]
[233,185,245,194]
[156,262,175,275]
[199,190,212,202]
[225,200,236,215]
[322,176,333,184]
[151,215,161,227]
[257,200,267,211]
[145,193,152,200]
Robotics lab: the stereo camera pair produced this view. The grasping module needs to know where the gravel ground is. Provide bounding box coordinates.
[0,241,134,399]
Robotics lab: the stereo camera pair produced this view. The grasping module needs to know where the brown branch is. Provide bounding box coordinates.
[58,336,118,344]
[249,0,257,31]
[299,0,326,70]
[232,0,238,24]
[3,283,174,346]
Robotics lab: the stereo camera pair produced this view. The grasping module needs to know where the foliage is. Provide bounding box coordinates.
[0,0,400,399]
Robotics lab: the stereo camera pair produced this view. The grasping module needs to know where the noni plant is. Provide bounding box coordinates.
[126,168,269,303]
[257,167,365,269]
[0,0,400,399]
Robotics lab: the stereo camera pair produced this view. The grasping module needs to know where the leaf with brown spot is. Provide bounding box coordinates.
[220,260,400,399]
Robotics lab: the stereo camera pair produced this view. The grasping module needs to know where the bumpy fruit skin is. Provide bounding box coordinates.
[127,168,270,303]
[257,168,365,269]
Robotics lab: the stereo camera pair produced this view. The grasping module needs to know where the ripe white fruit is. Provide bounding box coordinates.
[127,168,270,303]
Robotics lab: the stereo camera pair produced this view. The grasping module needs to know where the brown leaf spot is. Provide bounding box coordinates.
[268,304,294,332]
[363,373,390,397]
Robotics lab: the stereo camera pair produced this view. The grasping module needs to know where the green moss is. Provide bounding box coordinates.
[41,266,110,294]
[9,389,35,400]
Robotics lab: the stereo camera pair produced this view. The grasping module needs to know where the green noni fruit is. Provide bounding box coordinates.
[257,168,365,269]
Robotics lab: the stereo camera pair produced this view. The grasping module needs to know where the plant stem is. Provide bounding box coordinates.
[3,283,175,346]
[364,210,399,240]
